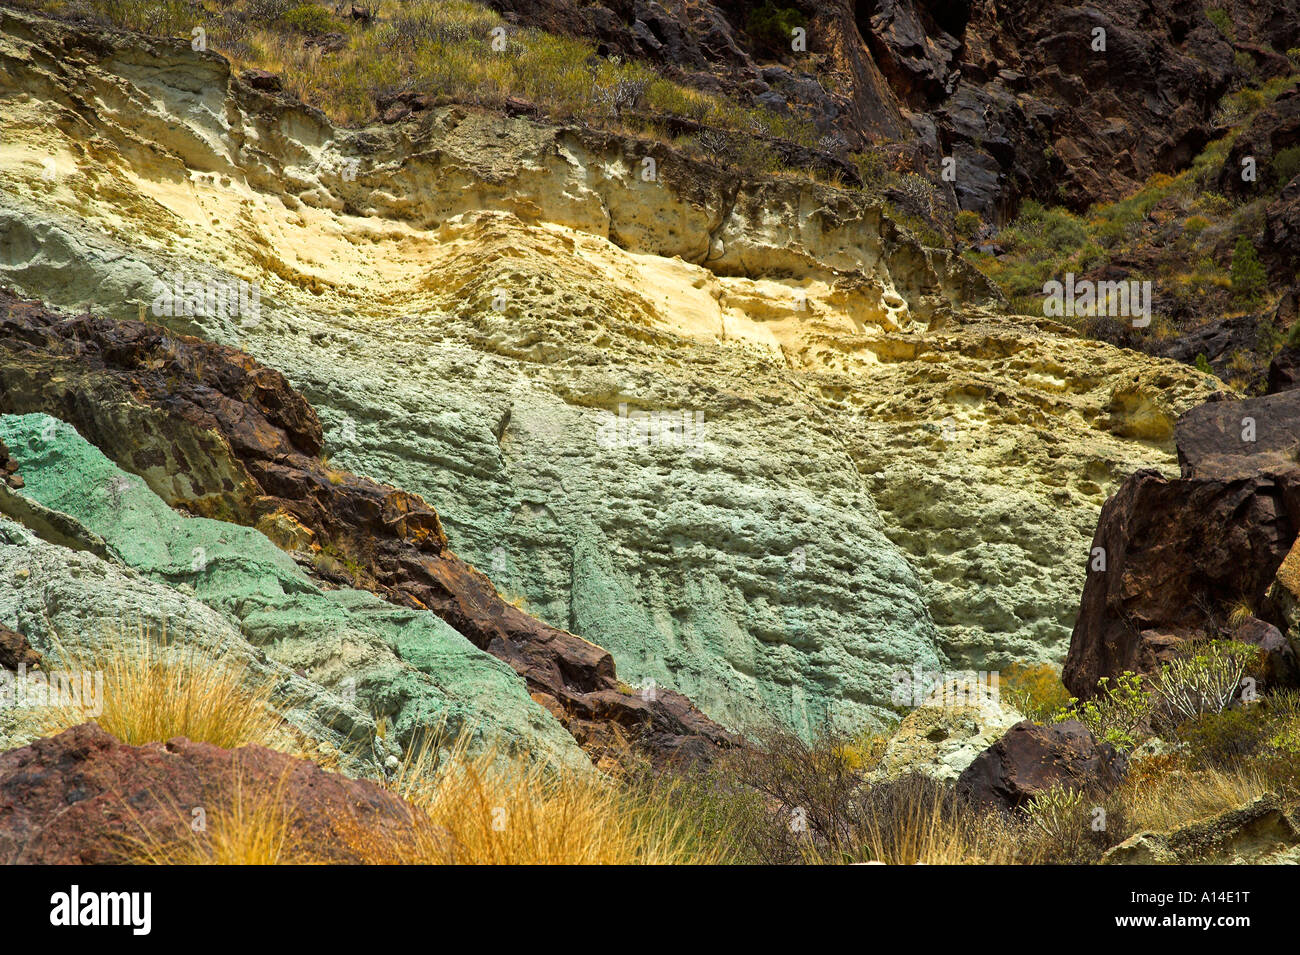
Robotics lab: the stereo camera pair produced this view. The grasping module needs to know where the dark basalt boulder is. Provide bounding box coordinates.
[1064,390,1300,698]
[957,720,1128,812]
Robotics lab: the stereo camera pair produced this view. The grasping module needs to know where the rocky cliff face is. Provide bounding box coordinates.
[485,0,1300,218]
[0,8,1218,751]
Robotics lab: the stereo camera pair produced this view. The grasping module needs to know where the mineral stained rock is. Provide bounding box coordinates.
[0,293,730,764]
[0,9,1216,739]
[0,411,593,772]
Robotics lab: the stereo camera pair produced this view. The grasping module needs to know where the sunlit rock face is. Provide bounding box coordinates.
[0,8,1217,737]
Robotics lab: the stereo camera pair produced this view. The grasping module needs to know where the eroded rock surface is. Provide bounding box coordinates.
[0,9,1217,737]
[0,293,728,765]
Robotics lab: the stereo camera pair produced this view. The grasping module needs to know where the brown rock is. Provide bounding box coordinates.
[1231,615,1300,688]
[956,720,1128,813]
[0,724,415,864]
[0,623,40,671]
[1065,391,1300,697]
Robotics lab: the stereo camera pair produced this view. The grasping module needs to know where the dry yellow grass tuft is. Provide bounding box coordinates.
[43,622,285,750]
[344,733,722,865]
[1119,759,1271,834]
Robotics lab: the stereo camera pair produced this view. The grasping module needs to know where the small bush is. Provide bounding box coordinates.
[1230,236,1267,305]
[1177,707,1270,768]
[1206,7,1234,41]
[279,3,333,34]
[1273,146,1300,188]
[1149,640,1262,731]
[954,209,981,240]
[1002,661,1071,723]
[1023,783,1112,863]
[1053,672,1151,750]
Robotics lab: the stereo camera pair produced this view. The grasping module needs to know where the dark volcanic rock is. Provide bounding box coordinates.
[1220,86,1300,198]
[0,724,413,864]
[0,290,732,766]
[957,720,1128,812]
[1176,389,1300,479]
[1064,390,1300,697]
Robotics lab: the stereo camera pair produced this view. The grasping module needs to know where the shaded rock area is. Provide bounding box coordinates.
[0,723,414,864]
[0,290,730,766]
[488,0,1300,218]
[956,719,1128,812]
[1064,389,1300,697]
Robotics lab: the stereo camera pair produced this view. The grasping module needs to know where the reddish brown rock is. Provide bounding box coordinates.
[956,720,1128,812]
[0,623,40,671]
[1231,616,1300,688]
[0,289,732,765]
[0,724,414,864]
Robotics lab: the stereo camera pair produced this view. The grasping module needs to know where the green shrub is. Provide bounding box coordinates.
[1273,146,1300,188]
[1177,707,1270,768]
[954,210,981,240]
[1053,672,1151,750]
[1230,236,1267,305]
[1206,7,1234,41]
[746,3,807,55]
[1195,353,1215,374]
[279,3,334,34]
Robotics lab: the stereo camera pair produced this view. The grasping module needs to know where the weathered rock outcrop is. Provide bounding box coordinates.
[0,9,1218,736]
[0,723,415,864]
[493,0,1300,217]
[1064,390,1300,697]
[956,719,1128,812]
[0,294,728,766]
[871,688,1023,783]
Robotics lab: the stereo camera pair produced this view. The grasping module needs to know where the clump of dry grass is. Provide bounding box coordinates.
[345,733,721,864]
[1119,758,1271,834]
[43,622,285,750]
[855,775,1027,865]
